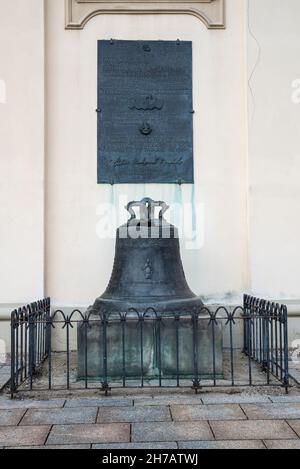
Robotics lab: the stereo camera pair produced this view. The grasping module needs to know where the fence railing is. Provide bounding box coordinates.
[10,298,51,397]
[243,294,289,389]
[10,295,289,398]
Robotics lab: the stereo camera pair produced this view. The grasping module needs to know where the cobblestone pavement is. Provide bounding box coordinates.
[0,391,300,449]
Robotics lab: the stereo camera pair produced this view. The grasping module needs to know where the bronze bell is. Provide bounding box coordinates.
[78,199,222,381]
[90,198,204,315]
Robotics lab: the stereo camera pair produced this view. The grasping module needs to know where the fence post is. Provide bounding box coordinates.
[191,310,201,393]
[261,300,269,372]
[283,305,289,394]
[28,305,36,390]
[45,299,51,359]
[101,312,111,396]
[243,295,248,355]
[10,312,16,399]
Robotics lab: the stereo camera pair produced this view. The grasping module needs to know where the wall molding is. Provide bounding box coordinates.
[65,0,226,30]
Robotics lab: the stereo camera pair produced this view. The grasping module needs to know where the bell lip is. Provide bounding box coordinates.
[88,296,205,315]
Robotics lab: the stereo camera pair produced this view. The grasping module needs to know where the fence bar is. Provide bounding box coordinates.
[192,312,200,393]
[140,316,144,388]
[83,318,87,389]
[283,305,289,393]
[121,316,126,388]
[175,314,180,387]
[10,312,16,399]
[229,317,234,386]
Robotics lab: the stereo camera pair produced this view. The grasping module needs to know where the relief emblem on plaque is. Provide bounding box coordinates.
[97,40,194,184]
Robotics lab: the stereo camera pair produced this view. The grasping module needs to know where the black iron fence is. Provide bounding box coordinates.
[10,298,51,397]
[10,295,289,398]
[243,294,289,389]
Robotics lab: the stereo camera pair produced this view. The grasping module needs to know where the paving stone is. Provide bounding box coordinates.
[132,421,213,442]
[127,395,155,400]
[289,369,300,385]
[269,395,300,404]
[0,399,65,410]
[135,397,203,406]
[65,398,133,408]
[0,374,10,389]
[0,409,25,426]
[171,404,246,421]
[97,405,170,423]
[47,423,130,445]
[0,425,50,447]
[5,445,91,450]
[265,440,300,449]
[242,403,300,420]
[286,420,300,438]
[201,394,271,405]
[211,420,298,441]
[178,440,266,449]
[0,366,11,372]
[93,442,178,449]
[20,407,98,426]
[152,395,202,402]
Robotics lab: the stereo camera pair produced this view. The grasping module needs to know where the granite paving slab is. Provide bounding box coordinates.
[211,420,298,441]
[0,425,50,447]
[0,374,10,390]
[171,404,246,421]
[47,423,130,445]
[0,366,11,372]
[289,369,300,385]
[135,397,203,406]
[178,440,266,449]
[0,399,65,410]
[132,421,213,442]
[151,395,203,403]
[0,409,25,426]
[65,398,133,408]
[93,442,178,449]
[20,407,98,426]
[201,394,272,405]
[5,445,91,450]
[287,420,300,438]
[269,395,300,404]
[242,403,300,420]
[264,440,300,449]
[97,405,171,423]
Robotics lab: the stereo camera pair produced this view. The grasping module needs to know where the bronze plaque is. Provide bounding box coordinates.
[97,40,194,184]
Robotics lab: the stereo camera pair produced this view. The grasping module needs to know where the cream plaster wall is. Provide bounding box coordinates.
[1,0,300,353]
[0,0,45,308]
[45,0,248,307]
[247,0,300,301]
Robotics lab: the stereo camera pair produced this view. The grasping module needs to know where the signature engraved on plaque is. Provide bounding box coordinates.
[135,157,183,166]
[129,95,164,111]
[111,157,184,168]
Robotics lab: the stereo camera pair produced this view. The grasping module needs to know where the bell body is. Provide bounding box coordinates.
[90,201,204,314]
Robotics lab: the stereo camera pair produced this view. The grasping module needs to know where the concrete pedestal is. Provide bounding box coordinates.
[77,315,223,381]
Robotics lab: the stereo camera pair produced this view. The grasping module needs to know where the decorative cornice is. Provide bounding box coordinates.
[65,0,225,30]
